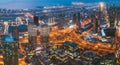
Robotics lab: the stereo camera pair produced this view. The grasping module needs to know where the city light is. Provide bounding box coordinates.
[99,2,105,11]
[0,1,119,65]
[68,24,74,28]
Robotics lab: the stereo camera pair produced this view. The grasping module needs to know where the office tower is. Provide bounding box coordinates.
[40,24,50,48]
[28,23,37,52]
[99,2,105,14]
[2,35,18,65]
[72,13,77,24]
[99,2,107,27]
[92,10,99,33]
[34,16,39,26]
[99,2,106,18]
[77,12,81,22]
[77,12,81,29]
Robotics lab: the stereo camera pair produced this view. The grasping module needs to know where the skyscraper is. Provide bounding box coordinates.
[77,12,81,29]
[34,16,39,26]
[72,13,77,24]
[93,10,99,33]
[28,23,37,53]
[40,24,50,48]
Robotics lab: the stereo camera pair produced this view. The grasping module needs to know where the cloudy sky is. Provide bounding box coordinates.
[0,0,119,9]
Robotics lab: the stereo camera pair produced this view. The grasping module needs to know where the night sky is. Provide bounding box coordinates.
[0,0,119,9]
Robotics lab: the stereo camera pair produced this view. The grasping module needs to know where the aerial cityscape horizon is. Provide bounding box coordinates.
[0,0,120,65]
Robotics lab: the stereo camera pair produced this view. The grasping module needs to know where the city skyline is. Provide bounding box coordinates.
[0,0,120,65]
[0,0,120,9]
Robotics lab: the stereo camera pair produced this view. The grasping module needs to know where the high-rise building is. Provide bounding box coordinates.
[99,2,106,18]
[34,16,39,26]
[77,12,81,29]
[40,24,50,48]
[99,2,105,14]
[72,13,77,24]
[99,2,107,26]
[91,10,99,33]
[28,23,37,52]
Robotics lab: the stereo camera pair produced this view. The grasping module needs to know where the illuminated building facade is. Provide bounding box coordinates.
[92,10,99,33]
[99,2,106,19]
[28,23,37,52]
[40,24,50,48]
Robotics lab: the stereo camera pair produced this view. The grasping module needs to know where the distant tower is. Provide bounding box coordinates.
[72,13,77,24]
[77,12,81,29]
[99,2,106,22]
[93,10,99,33]
[99,2,106,16]
[40,24,50,48]
[99,2,105,13]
